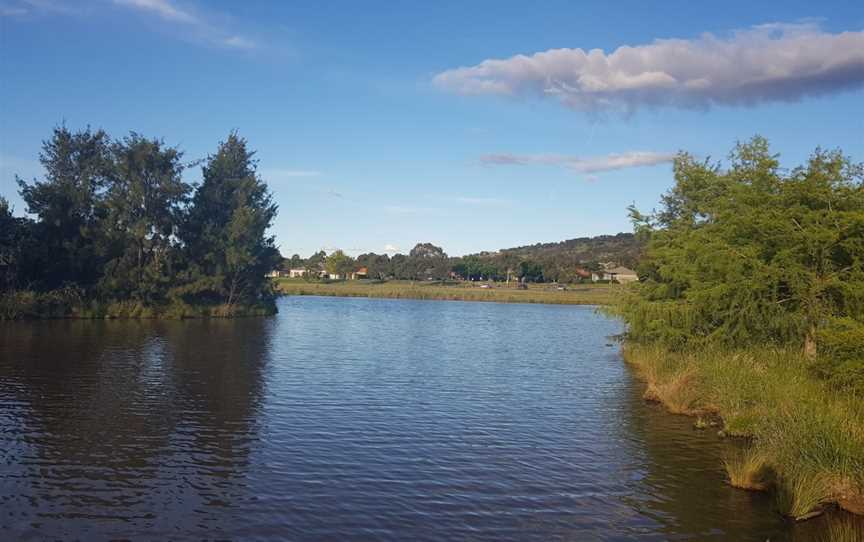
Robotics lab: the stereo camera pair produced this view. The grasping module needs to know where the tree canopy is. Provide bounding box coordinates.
[4,127,279,317]
[618,137,864,388]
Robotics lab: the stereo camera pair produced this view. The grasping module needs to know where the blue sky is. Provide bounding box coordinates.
[1,1,863,257]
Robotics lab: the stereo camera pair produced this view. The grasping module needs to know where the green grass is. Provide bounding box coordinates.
[723,447,771,491]
[623,344,864,520]
[274,278,619,305]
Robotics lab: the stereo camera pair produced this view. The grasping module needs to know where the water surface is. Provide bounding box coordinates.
[1,296,859,540]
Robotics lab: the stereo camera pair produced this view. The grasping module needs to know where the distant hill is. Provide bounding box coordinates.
[488,232,643,268]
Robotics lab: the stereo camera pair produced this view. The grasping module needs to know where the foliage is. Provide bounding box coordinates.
[324,250,355,278]
[16,126,112,290]
[180,133,280,310]
[3,127,279,319]
[624,344,864,519]
[616,137,864,373]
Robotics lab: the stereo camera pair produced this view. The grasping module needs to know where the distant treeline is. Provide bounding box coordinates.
[283,234,641,283]
[0,127,280,318]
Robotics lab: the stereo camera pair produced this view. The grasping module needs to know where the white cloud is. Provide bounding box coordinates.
[434,23,864,113]
[114,0,195,23]
[223,35,256,50]
[479,151,675,174]
[112,0,256,49]
[383,244,400,253]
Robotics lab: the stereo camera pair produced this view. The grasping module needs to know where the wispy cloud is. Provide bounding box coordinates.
[2,0,257,49]
[114,0,195,23]
[434,22,864,113]
[479,151,675,174]
[324,188,344,198]
[383,244,400,253]
[113,0,257,50]
[2,0,80,16]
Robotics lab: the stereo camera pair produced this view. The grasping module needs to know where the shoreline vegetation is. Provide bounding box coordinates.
[613,137,864,521]
[0,287,276,320]
[1,128,280,321]
[274,278,618,305]
[623,344,864,519]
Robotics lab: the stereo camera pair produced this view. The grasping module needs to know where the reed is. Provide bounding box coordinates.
[623,344,864,519]
[724,447,772,491]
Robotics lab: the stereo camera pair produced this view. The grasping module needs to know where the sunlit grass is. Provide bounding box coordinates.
[624,344,864,520]
[724,447,772,491]
[274,278,620,305]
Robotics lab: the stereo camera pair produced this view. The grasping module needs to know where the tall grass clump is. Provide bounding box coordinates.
[724,447,771,491]
[623,344,864,519]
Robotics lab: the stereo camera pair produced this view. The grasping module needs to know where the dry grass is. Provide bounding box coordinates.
[274,278,619,305]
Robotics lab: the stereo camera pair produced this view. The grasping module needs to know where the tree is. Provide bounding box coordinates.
[17,126,112,290]
[519,260,544,282]
[0,198,37,291]
[325,250,355,279]
[181,133,280,309]
[408,242,449,280]
[99,133,190,303]
[620,137,864,358]
[356,252,391,280]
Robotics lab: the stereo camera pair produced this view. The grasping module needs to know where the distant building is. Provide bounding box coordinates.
[288,268,307,278]
[574,267,592,280]
[351,267,368,280]
[593,265,638,283]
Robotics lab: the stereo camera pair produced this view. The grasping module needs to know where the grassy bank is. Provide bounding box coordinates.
[0,288,276,320]
[624,343,864,520]
[274,278,618,305]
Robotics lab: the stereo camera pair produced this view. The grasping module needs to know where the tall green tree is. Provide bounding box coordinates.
[408,242,449,280]
[621,137,864,358]
[99,133,190,303]
[325,250,355,279]
[0,198,37,291]
[181,133,280,309]
[17,126,112,290]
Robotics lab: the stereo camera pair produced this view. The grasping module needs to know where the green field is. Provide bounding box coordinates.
[274,278,619,305]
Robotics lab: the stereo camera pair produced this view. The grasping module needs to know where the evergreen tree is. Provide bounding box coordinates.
[99,134,190,303]
[16,126,111,290]
[181,133,280,309]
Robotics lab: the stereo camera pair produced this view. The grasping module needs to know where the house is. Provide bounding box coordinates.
[351,267,368,280]
[266,269,282,278]
[602,266,639,283]
[591,264,639,283]
[287,268,308,278]
[574,267,592,280]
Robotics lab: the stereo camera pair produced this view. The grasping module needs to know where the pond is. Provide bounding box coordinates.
[0,296,857,540]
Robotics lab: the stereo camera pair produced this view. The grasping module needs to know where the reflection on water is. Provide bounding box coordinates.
[0,297,860,540]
